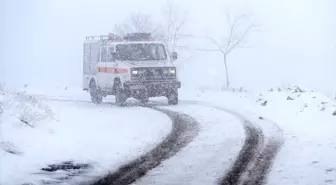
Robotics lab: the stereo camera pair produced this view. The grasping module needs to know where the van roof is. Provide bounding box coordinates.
[112,41,166,45]
[83,40,166,45]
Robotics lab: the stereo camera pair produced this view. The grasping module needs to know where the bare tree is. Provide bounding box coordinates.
[112,1,190,53]
[210,12,260,88]
[113,12,161,37]
[162,0,189,52]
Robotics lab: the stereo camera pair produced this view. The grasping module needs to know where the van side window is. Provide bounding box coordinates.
[107,47,115,62]
[97,48,101,62]
[101,47,107,62]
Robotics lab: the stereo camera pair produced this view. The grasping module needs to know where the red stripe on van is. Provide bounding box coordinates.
[98,67,129,74]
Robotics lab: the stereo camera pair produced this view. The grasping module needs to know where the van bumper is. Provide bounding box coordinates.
[124,80,181,97]
[124,80,181,90]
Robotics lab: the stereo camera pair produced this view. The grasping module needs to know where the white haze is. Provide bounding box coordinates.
[0,0,335,94]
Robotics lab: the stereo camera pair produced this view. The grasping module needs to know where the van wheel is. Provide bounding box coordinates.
[140,97,149,104]
[89,81,103,104]
[167,90,178,105]
[115,84,127,107]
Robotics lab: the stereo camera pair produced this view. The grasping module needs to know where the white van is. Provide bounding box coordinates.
[82,33,181,106]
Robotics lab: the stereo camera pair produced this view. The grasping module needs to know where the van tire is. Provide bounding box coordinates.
[89,81,103,104]
[167,90,178,105]
[115,83,127,107]
[140,97,149,104]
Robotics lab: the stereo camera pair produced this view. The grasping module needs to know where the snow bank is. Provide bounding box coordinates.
[0,85,55,154]
[0,85,172,185]
[0,85,54,127]
[256,87,336,185]
[0,85,57,183]
[257,86,336,117]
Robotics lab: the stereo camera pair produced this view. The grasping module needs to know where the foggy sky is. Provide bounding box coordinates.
[1,0,335,93]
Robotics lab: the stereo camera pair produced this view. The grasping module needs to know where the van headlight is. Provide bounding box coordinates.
[169,69,176,74]
[164,67,176,74]
[132,70,138,75]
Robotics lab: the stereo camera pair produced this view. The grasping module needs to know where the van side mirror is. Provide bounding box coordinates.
[171,52,178,61]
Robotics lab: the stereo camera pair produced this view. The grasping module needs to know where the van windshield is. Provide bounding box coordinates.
[116,43,167,61]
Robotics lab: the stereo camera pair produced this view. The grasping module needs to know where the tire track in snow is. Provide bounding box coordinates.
[238,119,283,185]
[180,100,283,185]
[91,106,200,185]
[220,123,263,185]
[240,139,283,185]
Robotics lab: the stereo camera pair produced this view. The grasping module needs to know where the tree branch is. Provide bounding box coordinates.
[163,0,190,51]
[226,23,258,54]
[113,12,160,36]
[210,37,225,54]
[225,13,248,54]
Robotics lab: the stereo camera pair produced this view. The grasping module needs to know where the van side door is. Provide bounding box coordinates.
[97,46,109,89]
[105,46,116,89]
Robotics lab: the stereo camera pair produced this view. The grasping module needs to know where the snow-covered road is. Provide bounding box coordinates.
[133,104,245,185]
[1,87,284,185]
[32,100,251,185]
[90,105,201,185]
[85,99,282,185]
